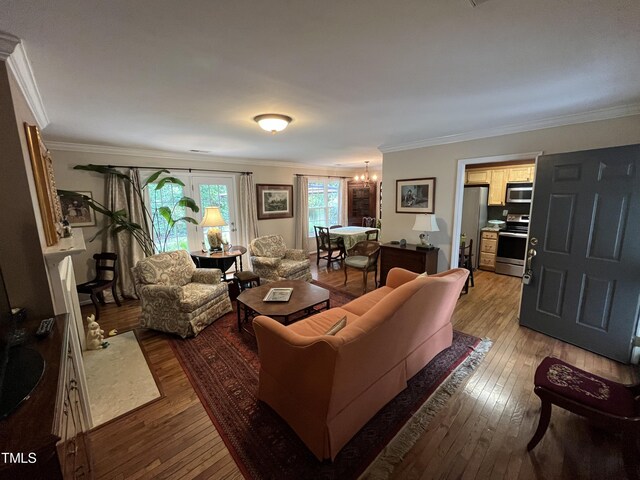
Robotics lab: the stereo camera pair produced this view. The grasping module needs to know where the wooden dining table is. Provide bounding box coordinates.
[329,226,379,251]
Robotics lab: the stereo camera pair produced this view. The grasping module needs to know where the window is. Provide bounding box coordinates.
[308,179,340,237]
[148,180,190,253]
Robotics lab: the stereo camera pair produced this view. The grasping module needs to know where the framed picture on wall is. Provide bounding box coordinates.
[256,184,294,220]
[58,191,96,226]
[395,177,436,214]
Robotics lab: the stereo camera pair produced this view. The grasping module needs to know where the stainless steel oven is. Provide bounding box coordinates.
[506,183,533,204]
[495,214,529,277]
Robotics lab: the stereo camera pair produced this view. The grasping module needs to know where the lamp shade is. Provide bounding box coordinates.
[412,214,439,232]
[200,207,227,227]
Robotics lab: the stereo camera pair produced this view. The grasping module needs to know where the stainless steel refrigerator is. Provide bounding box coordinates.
[460,186,488,270]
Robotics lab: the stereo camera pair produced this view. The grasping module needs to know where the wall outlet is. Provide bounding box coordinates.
[502,209,509,217]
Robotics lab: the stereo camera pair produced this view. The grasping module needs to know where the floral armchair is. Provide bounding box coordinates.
[249,235,312,283]
[132,250,232,338]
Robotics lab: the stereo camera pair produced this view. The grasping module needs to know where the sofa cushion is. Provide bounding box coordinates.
[341,286,393,316]
[288,308,357,337]
[344,255,371,268]
[277,258,311,277]
[325,316,347,336]
[180,282,228,312]
[136,250,195,286]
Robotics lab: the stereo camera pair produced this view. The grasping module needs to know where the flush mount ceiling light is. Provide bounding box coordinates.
[253,113,292,133]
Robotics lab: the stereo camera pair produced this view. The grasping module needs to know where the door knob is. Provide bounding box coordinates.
[526,248,537,270]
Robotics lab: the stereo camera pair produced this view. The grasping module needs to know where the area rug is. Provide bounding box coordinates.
[170,281,491,479]
[84,331,161,427]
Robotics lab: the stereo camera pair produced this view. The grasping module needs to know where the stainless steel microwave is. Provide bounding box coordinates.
[506,183,533,203]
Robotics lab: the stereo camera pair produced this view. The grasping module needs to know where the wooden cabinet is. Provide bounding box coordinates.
[379,243,439,286]
[487,169,507,206]
[347,181,377,226]
[507,165,534,183]
[479,231,498,271]
[465,163,535,206]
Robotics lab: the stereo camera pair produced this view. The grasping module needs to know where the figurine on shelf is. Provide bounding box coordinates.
[86,314,109,350]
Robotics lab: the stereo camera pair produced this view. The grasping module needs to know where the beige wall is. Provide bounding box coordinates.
[382,115,640,272]
[0,63,54,318]
[51,148,359,282]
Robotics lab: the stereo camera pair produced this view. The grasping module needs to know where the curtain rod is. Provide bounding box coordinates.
[295,173,351,179]
[104,164,252,175]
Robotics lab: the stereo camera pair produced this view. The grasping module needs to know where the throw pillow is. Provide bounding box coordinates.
[325,316,347,336]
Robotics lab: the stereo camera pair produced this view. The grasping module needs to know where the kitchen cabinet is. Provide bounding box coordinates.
[465,169,491,185]
[479,230,498,271]
[487,169,507,206]
[507,166,535,183]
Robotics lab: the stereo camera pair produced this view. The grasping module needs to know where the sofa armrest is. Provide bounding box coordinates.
[253,315,342,414]
[250,256,282,269]
[191,268,222,284]
[138,284,183,302]
[386,267,420,288]
[284,249,308,261]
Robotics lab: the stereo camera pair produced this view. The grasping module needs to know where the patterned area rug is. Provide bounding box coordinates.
[170,280,490,479]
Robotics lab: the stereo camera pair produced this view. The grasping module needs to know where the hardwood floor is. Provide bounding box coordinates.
[84,262,638,479]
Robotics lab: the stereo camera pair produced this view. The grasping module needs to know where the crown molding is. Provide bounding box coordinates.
[1,34,50,129]
[379,103,640,154]
[0,32,20,60]
[46,141,356,172]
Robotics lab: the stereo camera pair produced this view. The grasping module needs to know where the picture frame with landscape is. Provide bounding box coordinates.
[395,177,436,214]
[256,184,294,220]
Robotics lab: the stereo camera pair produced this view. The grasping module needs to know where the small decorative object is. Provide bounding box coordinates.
[200,206,227,252]
[399,239,407,247]
[256,184,294,219]
[86,314,108,350]
[396,177,436,214]
[413,214,439,250]
[263,287,294,302]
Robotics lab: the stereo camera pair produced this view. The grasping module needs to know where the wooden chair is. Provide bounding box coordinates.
[528,356,640,479]
[459,239,474,294]
[76,252,121,320]
[365,229,379,241]
[314,226,345,267]
[343,240,381,294]
[362,217,376,228]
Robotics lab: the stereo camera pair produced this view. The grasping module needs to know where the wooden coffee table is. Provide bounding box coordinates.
[236,280,330,332]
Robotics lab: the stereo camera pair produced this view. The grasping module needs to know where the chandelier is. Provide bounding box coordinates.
[353,161,378,187]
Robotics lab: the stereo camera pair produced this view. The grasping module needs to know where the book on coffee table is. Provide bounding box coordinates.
[263,287,293,302]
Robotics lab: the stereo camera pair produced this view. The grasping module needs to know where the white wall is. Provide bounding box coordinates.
[51,147,358,282]
[381,115,640,272]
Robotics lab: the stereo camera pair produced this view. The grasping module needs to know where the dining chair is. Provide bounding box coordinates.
[314,226,345,267]
[343,240,381,294]
[365,229,379,241]
[459,239,474,294]
[361,217,376,228]
[76,252,121,320]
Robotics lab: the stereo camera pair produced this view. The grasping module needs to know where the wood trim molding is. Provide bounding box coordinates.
[379,103,640,153]
[1,34,50,129]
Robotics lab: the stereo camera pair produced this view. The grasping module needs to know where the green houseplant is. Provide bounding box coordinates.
[59,165,200,256]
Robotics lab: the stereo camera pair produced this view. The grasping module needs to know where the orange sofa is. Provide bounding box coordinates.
[253,267,469,461]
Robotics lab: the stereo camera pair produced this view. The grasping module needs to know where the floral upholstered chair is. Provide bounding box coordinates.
[249,235,312,284]
[132,250,232,338]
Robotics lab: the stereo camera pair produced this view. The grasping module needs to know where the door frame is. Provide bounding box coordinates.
[451,151,543,269]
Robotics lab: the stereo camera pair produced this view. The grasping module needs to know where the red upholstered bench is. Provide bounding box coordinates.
[528,356,640,478]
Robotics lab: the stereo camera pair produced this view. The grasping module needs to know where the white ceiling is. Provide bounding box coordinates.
[1,0,639,167]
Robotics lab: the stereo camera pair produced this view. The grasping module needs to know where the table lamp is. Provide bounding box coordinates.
[412,214,439,250]
[201,206,227,252]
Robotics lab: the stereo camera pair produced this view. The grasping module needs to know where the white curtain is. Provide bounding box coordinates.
[238,173,259,264]
[339,178,349,226]
[294,175,309,251]
[105,168,148,299]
